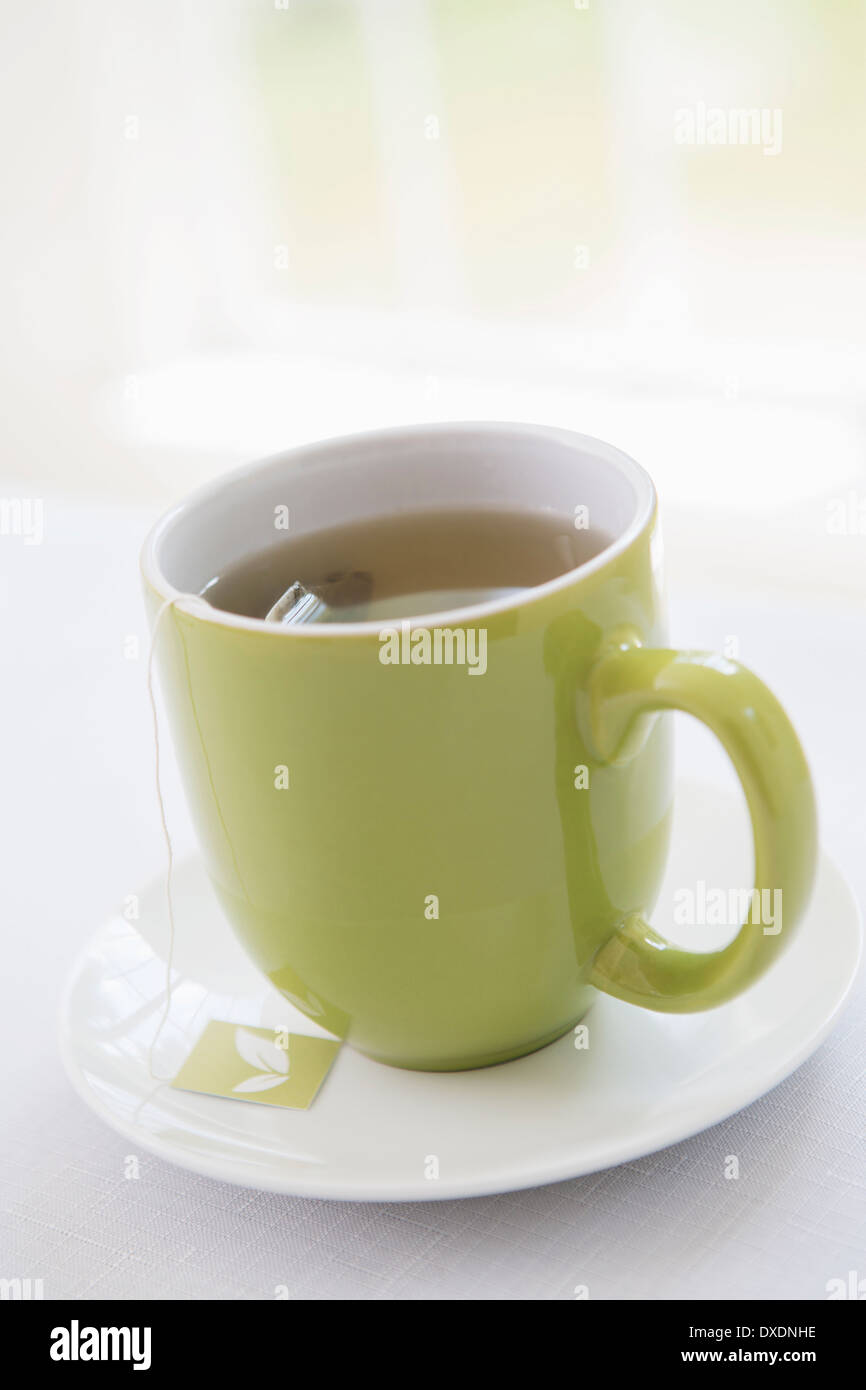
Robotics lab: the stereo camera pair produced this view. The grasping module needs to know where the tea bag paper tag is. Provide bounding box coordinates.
[170,1021,340,1110]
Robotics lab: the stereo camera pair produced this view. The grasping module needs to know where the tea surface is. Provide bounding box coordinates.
[201,507,611,622]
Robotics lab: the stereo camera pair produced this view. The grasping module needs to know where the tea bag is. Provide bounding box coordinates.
[266,581,328,625]
[265,571,373,625]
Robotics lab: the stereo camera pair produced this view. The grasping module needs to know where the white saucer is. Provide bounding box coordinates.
[60,782,861,1201]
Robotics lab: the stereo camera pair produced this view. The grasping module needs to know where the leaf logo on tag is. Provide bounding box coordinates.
[281,988,326,1019]
[232,1027,290,1094]
[171,1021,341,1110]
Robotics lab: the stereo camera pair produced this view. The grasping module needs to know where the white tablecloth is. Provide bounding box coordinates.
[1,499,863,1300]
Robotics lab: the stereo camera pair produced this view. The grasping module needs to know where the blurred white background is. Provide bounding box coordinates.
[1,0,865,598]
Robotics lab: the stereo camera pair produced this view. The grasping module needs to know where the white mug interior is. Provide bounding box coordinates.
[141,421,656,632]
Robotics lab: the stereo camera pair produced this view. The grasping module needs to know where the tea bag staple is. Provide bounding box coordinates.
[265,571,373,625]
[266,581,327,625]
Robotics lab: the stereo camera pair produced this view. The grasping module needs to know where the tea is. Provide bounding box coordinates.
[200,507,611,623]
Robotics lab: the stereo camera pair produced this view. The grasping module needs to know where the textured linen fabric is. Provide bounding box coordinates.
[0,500,863,1301]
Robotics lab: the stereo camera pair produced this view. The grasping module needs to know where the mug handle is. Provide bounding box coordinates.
[585,644,818,1011]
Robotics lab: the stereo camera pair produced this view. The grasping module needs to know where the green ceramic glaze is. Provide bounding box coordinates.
[141,425,817,1071]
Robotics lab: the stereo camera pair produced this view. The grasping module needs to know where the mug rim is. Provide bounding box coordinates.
[140,420,658,636]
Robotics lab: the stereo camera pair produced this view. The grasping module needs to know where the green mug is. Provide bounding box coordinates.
[142,422,817,1071]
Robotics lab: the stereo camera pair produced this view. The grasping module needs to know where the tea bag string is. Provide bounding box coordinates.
[145,584,324,1083]
[145,593,201,1083]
